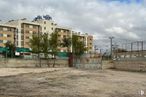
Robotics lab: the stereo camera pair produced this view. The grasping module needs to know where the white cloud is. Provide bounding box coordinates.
[0,0,146,48]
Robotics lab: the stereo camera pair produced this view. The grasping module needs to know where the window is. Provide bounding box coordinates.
[25,42,29,45]
[0,40,3,43]
[33,31,36,34]
[21,30,24,34]
[25,36,29,39]
[3,28,8,31]
[3,34,7,37]
[44,21,46,24]
[33,26,37,29]
[25,25,29,28]
[21,41,24,46]
[21,36,24,40]
[3,40,7,43]
[44,27,46,30]
[26,30,29,34]
[29,31,33,34]
[63,35,66,38]
[0,34,3,37]
[51,28,53,30]
[7,35,11,37]
[51,23,53,25]
[0,27,2,30]
[29,25,33,28]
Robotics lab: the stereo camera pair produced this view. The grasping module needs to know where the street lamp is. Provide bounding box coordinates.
[109,37,114,59]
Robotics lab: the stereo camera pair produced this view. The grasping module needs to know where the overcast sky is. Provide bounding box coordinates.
[0,0,146,49]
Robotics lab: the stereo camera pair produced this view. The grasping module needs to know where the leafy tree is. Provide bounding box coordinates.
[61,37,71,52]
[41,33,50,67]
[29,34,42,67]
[5,41,16,58]
[41,33,50,58]
[72,35,86,62]
[49,32,59,67]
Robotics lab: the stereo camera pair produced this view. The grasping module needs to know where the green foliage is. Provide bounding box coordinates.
[29,34,42,53]
[61,37,71,52]
[49,32,59,56]
[41,33,50,58]
[72,35,86,57]
[5,41,16,58]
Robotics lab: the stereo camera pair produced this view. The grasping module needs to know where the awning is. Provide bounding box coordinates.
[16,47,31,52]
[0,47,8,53]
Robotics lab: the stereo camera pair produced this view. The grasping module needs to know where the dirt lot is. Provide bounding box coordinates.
[0,68,146,97]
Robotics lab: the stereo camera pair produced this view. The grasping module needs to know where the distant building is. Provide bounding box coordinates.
[55,26,72,52]
[73,32,93,53]
[1,16,93,53]
[33,15,57,37]
[0,24,17,47]
[6,18,41,48]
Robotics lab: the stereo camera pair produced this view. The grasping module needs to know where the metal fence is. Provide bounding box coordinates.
[73,52,102,69]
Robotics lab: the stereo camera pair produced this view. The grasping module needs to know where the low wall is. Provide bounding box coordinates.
[114,60,146,71]
[73,56,102,69]
[102,61,114,69]
[74,63,101,70]
[0,58,68,68]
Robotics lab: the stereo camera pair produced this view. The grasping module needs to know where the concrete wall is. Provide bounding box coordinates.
[0,58,68,68]
[102,61,114,69]
[114,61,146,71]
[73,57,102,69]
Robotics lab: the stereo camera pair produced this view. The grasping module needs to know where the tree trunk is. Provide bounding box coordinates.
[47,57,50,67]
[38,53,41,67]
[53,55,56,67]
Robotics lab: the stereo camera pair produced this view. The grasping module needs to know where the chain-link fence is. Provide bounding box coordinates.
[73,52,102,69]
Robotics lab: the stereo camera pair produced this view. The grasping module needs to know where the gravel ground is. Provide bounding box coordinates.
[0,68,146,97]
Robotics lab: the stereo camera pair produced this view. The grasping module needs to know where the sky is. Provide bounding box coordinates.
[0,0,146,49]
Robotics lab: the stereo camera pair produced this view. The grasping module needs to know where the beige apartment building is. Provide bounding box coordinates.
[6,18,41,48]
[2,17,93,53]
[0,24,17,47]
[55,26,72,52]
[73,32,93,53]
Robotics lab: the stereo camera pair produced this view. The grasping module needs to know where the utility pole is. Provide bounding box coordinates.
[109,37,114,59]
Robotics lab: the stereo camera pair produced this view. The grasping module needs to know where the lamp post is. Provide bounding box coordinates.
[109,37,114,59]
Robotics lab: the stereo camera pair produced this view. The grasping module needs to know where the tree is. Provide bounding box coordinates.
[41,33,50,67]
[49,32,59,67]
[61,37,71,52]
[72,35,86,63]
[5,41,16,58]
[29,34,42,67]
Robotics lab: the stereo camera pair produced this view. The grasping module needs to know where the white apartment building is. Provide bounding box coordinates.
[33,18,57,36]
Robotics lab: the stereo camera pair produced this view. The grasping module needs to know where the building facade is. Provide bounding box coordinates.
[55,26,72,52]
[1,17,93,53]
[0,24,17,47]
[6,18,41,48]
[73,32,93,53]
[33,18,57,37]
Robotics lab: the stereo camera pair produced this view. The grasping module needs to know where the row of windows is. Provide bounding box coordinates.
[44,27,54,30]
[0,40,11,43]
[22,24,38,29]
[0,34,12,37]
[44,21,55,26]
[21,30,37,34]
[21,41,30,46]
[0,27,16,32]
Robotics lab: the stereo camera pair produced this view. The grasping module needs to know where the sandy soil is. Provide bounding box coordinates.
[0,68,146,97]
